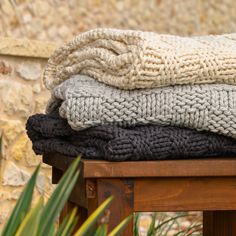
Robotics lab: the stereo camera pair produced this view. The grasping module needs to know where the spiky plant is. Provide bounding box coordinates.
[1,157,131,236]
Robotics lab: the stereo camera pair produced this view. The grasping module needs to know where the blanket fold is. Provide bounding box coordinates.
[43,28,236,90]
[47,75,236,139]
[26,112,236,161]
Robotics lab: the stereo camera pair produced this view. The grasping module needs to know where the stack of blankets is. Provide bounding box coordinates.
[26,28,236,161]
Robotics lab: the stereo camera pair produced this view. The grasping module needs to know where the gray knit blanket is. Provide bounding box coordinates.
[43,28,236,90]
[47,75,236,139]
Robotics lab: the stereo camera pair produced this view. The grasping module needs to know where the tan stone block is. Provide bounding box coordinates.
[32,84,41,94]
[0,61,12,75]
[0,199,15,228]
[0,119,23,143]
[11,133,41,166]
[0,205,11,225]
[35,93,50,113]
[0,80,34,118]
[1,0,14,15]
[0,191,11,201]
[10,190,22,201]
[41,163,51,169]
[16,62,42,81]
[36,174,46,195]
[2,161,30,186]
[25,147,41,167]
[0,37,58,58]
[11,134,28,162]
[0,133,6,159]
[31,1,51,17]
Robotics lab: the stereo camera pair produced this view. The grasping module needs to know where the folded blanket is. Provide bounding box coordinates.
[47,75,236,139]
[43,28,236,90]
[26,112,236,161]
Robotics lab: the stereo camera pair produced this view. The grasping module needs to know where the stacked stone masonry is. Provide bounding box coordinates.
[0,41,57,230]
[0,0,236,42]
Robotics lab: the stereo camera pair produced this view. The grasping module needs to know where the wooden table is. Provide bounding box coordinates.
[43,153,236,236]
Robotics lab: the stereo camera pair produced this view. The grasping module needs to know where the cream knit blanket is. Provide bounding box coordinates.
[43,28,236,90]
[47,75,236,139]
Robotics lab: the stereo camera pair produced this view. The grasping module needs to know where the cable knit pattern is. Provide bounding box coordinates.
[47,75,236,139]
[43,28,236,90]
[26,113,236,161]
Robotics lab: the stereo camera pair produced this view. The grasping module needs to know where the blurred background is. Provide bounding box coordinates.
[0,0,236,235]
[1,0,236,42]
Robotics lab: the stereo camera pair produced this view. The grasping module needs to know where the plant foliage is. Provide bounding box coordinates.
[1,157,131,236]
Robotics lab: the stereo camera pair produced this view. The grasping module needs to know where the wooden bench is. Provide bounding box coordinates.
[43,153,236,236]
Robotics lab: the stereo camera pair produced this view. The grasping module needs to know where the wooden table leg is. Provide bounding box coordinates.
[87,178,134,236]
[52,167,63,184]
[203,211,236,236]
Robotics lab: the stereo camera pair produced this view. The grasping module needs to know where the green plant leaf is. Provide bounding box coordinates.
[94,224,108,236]
[1,165,40,236]
[65,218,79,236]
[147,213,157,236]
[15,197,44,236]
[160,216,177,236]
[74,196,113,236]
[133,213,140,236]
[108,215,133,236]
[174,223,202,236]
[37,156,81,236]
[155,213,188,230]
[55,213,70,236]
[47,225,55,236]
[55,208,78,236]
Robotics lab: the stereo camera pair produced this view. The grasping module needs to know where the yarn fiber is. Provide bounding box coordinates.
[43,28,236,90]
[47,75,236,139]
[26,112,236,161]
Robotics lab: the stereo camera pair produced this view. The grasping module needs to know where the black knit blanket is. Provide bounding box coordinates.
[26,112,236,161]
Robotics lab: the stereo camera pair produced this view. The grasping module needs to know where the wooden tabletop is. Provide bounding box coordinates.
[43,153,236,178]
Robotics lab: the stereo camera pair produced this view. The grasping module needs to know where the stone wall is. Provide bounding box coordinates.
[0,0,236,42]
[0,38,58,231]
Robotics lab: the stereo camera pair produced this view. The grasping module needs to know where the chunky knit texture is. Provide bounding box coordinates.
[47,75,236,139]
[26,112,236,161]
[43,28,236,90]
